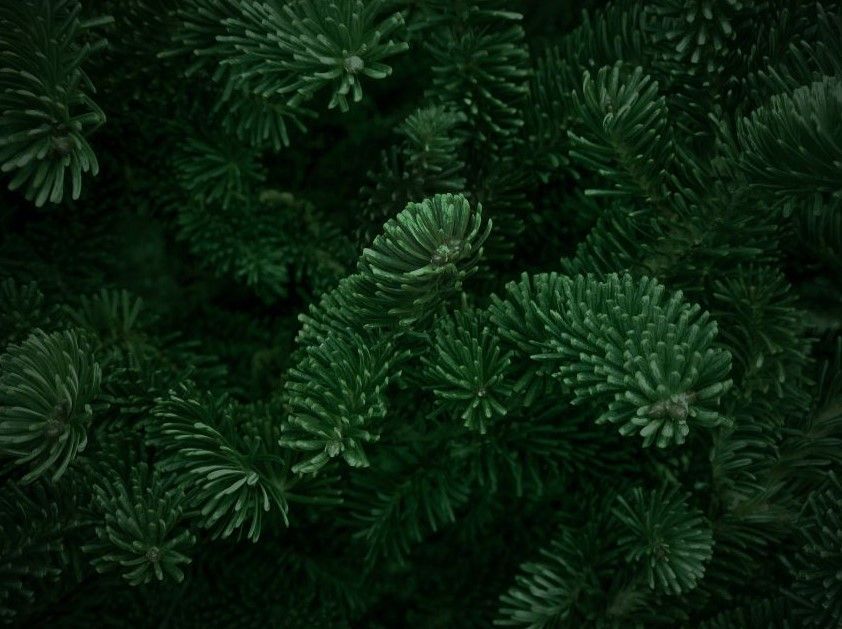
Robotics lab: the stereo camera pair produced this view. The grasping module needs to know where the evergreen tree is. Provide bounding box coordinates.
[0,0,840,626]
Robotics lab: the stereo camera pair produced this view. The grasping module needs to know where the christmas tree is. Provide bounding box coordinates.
[1,0,840,626]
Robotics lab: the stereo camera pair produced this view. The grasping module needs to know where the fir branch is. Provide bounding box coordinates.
[0,0,108,206]
[0,330,102,484]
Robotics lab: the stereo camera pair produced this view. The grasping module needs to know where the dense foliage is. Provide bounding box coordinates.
[1,0,841,626]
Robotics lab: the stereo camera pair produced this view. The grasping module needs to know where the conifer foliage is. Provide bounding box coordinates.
[0,0,108,206]
[0,0,840,626]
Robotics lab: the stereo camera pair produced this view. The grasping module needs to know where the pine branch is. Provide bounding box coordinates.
[280,332,403,473]
[0,0,108,206]
[152,386,296,540]
[569,63,677,202]
[421,308,513,433]
[83,462,195,585]
[493,273,733,447]
[736,76,842,212]
[0,330,102,484]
